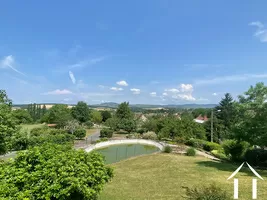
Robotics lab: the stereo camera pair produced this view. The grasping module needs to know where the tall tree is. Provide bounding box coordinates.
[43,104,72,128]
[0,90,17,154]
[91,110,103,124]
[233,82,267,147]
[71,101,91,123]
[101,110,112,122]
[115,102,133,120]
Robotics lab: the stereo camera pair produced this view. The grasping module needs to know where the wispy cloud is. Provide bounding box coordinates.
[130,88,141,94]
[249,21,267,42]
[68,56,108,69]
[110,87,123,91]
[172,94,196,101]
[212,93,218,96]
[165,88,179,93]
[68,71,76,84]
[116,80,128,86]
[162,92,168,96]
[195,73,267,85]
[42,89,73,95]
[0,55,25,76]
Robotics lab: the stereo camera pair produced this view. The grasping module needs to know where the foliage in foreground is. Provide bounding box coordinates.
[0,144,113,200]
[183,184,230,200]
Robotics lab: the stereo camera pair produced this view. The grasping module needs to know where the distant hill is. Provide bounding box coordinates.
[14,102,217,109]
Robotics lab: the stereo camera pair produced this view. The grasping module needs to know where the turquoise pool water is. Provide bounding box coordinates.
[95,144,160,164]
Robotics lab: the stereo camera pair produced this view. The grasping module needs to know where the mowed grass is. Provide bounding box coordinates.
[99,154,267,200]
[20,124,45,132]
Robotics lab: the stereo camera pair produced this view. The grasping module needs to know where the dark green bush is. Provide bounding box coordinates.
[163,145,172,153]
[100,128,113,138]
[203,142,222,152]
[211,150,228,160]
[84,121,93,129]
[222,140,250,162]
[186,147,196,156]
[49,129,68,135]
[185,139,207,149]
[74,129,86,139]
[136,128,145,134]
[245,149,267,167]
[96,138,109,143]
[30,127,49,136]
[183,184,230,200]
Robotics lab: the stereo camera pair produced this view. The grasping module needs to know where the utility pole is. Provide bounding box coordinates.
[213,109,215,142]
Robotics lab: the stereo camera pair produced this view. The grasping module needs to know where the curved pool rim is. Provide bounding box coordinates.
[85,139,164,153]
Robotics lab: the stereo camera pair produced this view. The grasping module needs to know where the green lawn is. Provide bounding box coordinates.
[99,154,267,200]
[20,124,45,132]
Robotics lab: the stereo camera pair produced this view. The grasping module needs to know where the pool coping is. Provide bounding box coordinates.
[85,139,165,153]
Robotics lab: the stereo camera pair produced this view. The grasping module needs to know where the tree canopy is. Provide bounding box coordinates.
[0,144,113,200]
[71,101,91,123]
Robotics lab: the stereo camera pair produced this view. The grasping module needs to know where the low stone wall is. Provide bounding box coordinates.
[85,139,165,153]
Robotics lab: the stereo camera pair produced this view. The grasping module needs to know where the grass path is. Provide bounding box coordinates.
[99,153,267,200]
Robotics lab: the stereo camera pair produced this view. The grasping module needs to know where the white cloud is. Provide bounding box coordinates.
[42,89,73,95]
[212,93,218,96]
[150,92,157,97]
[179,83,193,92]
[172,94,196,101]
[116,80,128,86]
[0,55,25,75]
[249,21,267,42]
[110,87,123,91]
[165,88,179,93]
[63,98,72,102]
[130,88,141,94]
[68,71,76,84]
[98,85,105,88]
[195,73,267,85]
[162,92,168,96]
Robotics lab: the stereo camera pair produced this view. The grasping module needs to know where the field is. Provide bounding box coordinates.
[20,124,45,132]
[99,154,267,200]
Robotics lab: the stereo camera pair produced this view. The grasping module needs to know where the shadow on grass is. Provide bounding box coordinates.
[196,161,267,177]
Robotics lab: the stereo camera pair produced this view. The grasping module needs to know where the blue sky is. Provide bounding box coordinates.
[1,1,267,105]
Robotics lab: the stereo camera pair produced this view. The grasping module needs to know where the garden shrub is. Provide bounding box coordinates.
[30,127,49,136]
[100,128,113,138]
[222,140,250,162]
[183,184,230,200]
[49,129,68,135]
[163,145,172,153]
[203,142,222,152]
[186,147,196,156]
[136,128,145,134]
[126,133,141,139]
[74,128,86,139]
[211,150,228,160]
[142,131,158,140]
[84,121,93,129]
[245,149,267,167]
[185,139,207,149]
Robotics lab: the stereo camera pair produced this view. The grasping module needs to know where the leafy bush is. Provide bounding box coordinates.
[11,130,29,150]
[29,134,75,146]
[222,140,250,162]
[186,147,196,156]
[126,133,141,139]
[245,149,267,167]
[0,144,113,199]
[183,184,230,200]
[84,120,93,129]
[30,127,49,136]
[136,128,145,134]
[74,128,86,139]
[142,131,157,140]
[185,139,207,149]
[163,145,172,153]
[203,142,222,152]
[211,150,228,160]
[49,129,68,135]
[100,128,113,138]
